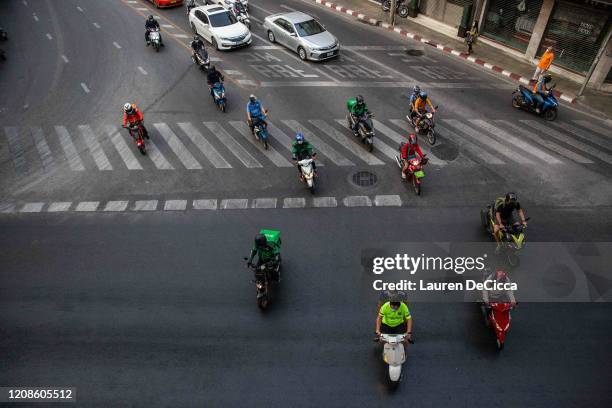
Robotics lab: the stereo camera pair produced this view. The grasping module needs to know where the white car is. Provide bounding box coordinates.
[205,0,248,9]
[189,5,251,50]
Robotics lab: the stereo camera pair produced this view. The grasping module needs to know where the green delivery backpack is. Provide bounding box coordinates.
[347,98,357,111]
[260,229,281,254]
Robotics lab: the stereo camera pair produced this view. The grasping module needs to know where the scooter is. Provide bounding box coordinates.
[512,84,558,121]
[251,111,268,148]
[347,112,375,152]
[481,301,514,350]
[381,0,409,18]
[124,123,148,155]
[148,28,162,52]
[395,143,428,196]
[379,333,413,386]
[297,154,317,194]
[232,3,251,29]
[244,229,281,310]
[406,106,437,145]
[192,48,210,70]
[211,82,227,112]
[481,205,529,267]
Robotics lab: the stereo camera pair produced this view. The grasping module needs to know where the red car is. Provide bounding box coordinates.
[147,0,183,8]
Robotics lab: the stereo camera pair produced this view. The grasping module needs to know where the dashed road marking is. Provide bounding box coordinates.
[224,70,243,75]
[48,202,72,212]
[113,41,122,49]
[21,203,44,213]
[133,200,158,211]
[75,201,99,212]
[374,195,402,207]
[76,6,83,12]
[343,196,372,207]
[193,199,217,210]
[221,199,249,210]
[283,197,306,208]
[252,198,277,209]
[80,82,90,93]
[313,197,337,208]
[161,24,173,28]
[138,66,148,75]
[33,14,39,22]
[61,55,69,63]
[46,33,53,40]
[93,22,100,29]
[164,200,187,211]
[104,201,129,212]
[173,33,190,39]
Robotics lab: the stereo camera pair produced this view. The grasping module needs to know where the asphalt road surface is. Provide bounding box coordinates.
[1,0,611,407]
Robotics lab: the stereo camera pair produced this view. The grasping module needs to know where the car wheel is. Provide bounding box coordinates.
[267,30,275,43]
[298,46,307,61]
[212,37,219,51]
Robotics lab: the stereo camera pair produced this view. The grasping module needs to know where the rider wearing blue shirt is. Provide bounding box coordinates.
[246,94,267,134]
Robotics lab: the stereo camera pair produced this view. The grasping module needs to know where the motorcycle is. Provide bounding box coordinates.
[192,48,210,70]
[347,112,375,152]
[378,333,413,386]
[244,229,281,310]
[481,301,514,350]
[148,28,162,52]
[512,84,558,121]
[395,143,427,196]
[251,111,268,148]
[232,3,251,29]
[210,82,227,112]
[406,106,437,145]
[297,154,317,194]
[381,0,409,18]
[222,0,248,11]
[124,122,148,155]
[481,205,529,267]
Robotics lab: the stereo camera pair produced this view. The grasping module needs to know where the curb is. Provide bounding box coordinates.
[311,0,577,104]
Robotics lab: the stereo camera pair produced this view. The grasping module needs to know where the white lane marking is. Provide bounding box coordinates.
[133,200,158,211]
[436,123,504,165]
[251,45,282,50]
[61,55,69,63]
[343,196,372,207]
[104,201,129,212]
[220,199,249,210]
[237,79,258,86]
[224,70,243,75]
[265,122,297,153]
[138,66,148,75]
[193,199,217,210]
[495,120,592,164]
[75,201,99,212]
[136,7,148,11]
[161,24,173,28]
[313,197,337,208]
[76,6,83,12]
[553,121,612,151]
[309,119,384,166]
[173,34,190,39]
[470,120,563,164]
[379,119,447,166]
[522,120,612,164]
[573,120,612,139]
[375,195,402,207]
[177,122,232,169]
[333,119,397,161]
[283,197,306,208]
[280,4,297,11]
[252,198,278,209]
[144,138,175,170]
[127,0,137,3]
[228,121,293,167]
[55,126,85,171]
[282,120,354,166]
[203,122,262,168]
[0,203,15,213]
[105,125,143,170]
[80,82,90,93]
[93,22,100,29]
[443,119,533,165]
[21,203,45,213]
[153,123,202,169]
[113,41,122,49]
[31,127,55,169]
[46,33,53,40]
[250,15,263,24]
[48,202,72,212]
[4,127,28,173]
[164,200,187,211]
[33,14,39,22]
[78,125,113,170]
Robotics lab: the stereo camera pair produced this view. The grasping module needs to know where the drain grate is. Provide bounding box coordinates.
[352,171,378,187]
[406,49,424,56]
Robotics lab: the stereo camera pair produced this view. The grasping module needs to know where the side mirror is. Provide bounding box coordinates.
[289,32,297,37]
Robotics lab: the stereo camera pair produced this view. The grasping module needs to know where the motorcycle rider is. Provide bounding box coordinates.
[411,91,436,130]
[186,0,196,14]
[190,35,206,59]
[246,94,267,135]
[347,95,369,136]
[145,15,163,46]
[291,133,316,176]
[482,269,517,307]
[408,85,421,120]
[206,65,224,97]
[247,233,280,281]
[122,103,149,139]
[400,133,425,180]
[375,293,413,343]
[532,73,552,114]
[492,192,527,252]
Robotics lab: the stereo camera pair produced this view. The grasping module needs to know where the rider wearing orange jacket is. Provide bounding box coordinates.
[122,103,149,138]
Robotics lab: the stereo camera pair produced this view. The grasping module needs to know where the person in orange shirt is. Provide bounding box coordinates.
[532,46,554,81]
[122,103,149,139]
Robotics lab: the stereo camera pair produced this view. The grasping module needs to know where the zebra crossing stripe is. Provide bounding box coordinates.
[252,198,278,208]
[193,199,217,210]
[48,202,72,212]
[104,201,129,212]
[78,125,113,170]
[164,200,187,211]
[333,119,397,161]
[343,196,372,207]
[31,127,55,169]
[374,195,402,206]
[105,126,143,170]
[469,120,562,164]
[177,122,232,168]
[203,122,263,168]
[228,121,293,167]
[265,121,298,152]
[283,197,306,208]
[573,120,612,140]
[221,199,248,209]
[282,120,354,166]
[133,200,158,211]
[4,127,28,173]
[387,119,446,166]
[309,119,385,166]
[553,122,612,152]
[55,126,85,171]
[496,120,593,164]
[144,137,174,170]
[21,202,44,212]
[443,120,534,165]
[522,120,612,165]
[435,124,504,165]
[75,201,99,212]
[313,197,337,207]
[154,123,202,169]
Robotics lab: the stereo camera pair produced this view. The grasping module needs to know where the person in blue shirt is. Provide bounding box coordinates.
[246,94,267,135]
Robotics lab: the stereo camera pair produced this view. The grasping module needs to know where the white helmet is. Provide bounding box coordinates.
[123,102,133,113]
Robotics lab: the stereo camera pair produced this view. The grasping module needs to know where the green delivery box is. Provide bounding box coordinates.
[346,98,357,111]
[260,229,281,254]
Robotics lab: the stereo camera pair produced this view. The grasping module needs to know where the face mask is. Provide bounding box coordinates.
[390,304,399,311]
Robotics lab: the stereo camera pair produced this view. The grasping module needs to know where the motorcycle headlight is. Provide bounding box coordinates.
[426,113,433,118]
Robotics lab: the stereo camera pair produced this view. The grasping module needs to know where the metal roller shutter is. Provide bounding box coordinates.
[481,0,544,52]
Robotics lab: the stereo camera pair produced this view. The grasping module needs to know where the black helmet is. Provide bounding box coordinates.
[543,74,552,83]
[356,95,364,105]
[255,234,267,249]
[389,292,403,305]
[193,35,199,41]
[505,192,517,202]
[148,15,154,20]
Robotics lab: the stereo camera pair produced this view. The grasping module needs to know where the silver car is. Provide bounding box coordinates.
[263,12,339,61]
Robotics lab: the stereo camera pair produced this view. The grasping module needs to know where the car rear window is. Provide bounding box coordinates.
[294,19,325,37]
[209,11,237,27]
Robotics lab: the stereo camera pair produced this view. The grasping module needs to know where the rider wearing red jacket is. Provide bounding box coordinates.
[122,103,149,138]
[400,133,424,179]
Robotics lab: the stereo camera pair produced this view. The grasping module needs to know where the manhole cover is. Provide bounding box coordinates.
[406,49,424,56]
[352,171,378,187]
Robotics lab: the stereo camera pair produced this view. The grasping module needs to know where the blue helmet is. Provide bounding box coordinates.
[295,132,304,144]
[419,92,427,99]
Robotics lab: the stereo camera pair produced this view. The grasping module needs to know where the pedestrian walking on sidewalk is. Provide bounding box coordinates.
[532,46,554,81]
[465,20,479,55]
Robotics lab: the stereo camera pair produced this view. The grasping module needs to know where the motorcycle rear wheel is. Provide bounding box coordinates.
[496,339,504,350]
[220,103,226,113]
[138,145,147,155]
[263,139,268,150]
[427,129,436,145]
[398,6,409,18]
[544,107,557,121]
[368,139,374,152]
[257,296,269,310]
[512,95,522,109]
[412,177,421,196]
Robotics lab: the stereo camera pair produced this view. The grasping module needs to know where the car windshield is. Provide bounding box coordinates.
[209,11,237,27]
[294,19,325,37]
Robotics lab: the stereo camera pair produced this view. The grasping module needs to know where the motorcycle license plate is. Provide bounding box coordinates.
[414,170,425,178]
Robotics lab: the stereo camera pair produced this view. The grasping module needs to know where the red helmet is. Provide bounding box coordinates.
[495,270,507,280]
[408,133,418,145]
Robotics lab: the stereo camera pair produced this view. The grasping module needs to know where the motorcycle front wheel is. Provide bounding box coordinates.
[382,0,391,12]
[512,95,522,109]
[427,129,436,145]
[257,296,269,310]
[263,139,268,150]
[398,6,409,18]
[412,178,421,196]
[544,107,557,121]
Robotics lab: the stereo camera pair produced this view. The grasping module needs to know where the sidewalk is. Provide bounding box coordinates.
[308,0,612,119]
